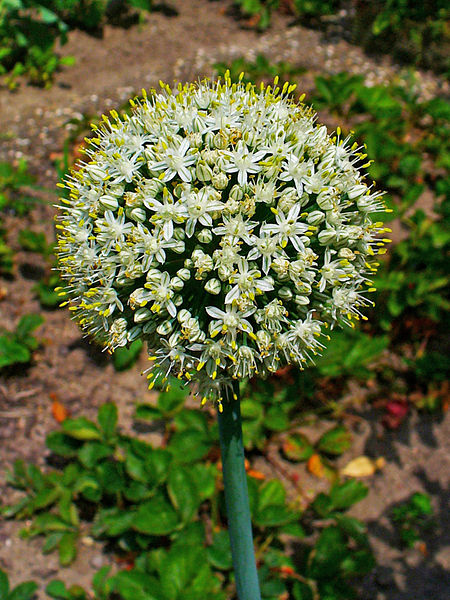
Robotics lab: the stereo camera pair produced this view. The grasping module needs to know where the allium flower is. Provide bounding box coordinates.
[56,75,390,410]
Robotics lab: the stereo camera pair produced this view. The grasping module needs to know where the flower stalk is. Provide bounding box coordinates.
[218,382,261,600]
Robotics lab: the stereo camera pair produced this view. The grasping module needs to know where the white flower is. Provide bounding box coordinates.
[261,205,309,252]
[57,77,387,406]
[147,138,196,182]
[224,141,267,185]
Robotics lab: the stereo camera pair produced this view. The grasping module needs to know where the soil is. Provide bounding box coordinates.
[0,1,449,599]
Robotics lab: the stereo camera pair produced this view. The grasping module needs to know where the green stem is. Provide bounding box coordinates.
[218,382,261,600]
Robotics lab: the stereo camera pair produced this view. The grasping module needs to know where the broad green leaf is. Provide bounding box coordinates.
[78,442,112,468]
[0,338,30,368]
[264,405,290,431]
[8,581,38,600]
[168,430,211,464]
[145,448,171,486]
[112,571,160,600]
[58,532,77,566]
[168,466,200,523]
[257,480,286,511]
[96,461,125,493]
[32,486,60,510]
[61,418,101,440]
[46,580,69,599]
[254,504,298,528]
[282,433,314,462]
[334,514,368,545]
[133,494,179,535]
[45,432,80,457]
[112,339,143,371]
[15,313,44,340]
[317,426,352,456]
[240,399,264,420]
[329,480,368,511]
[97,403,118,439]
[134,404,162,421]
[0,570,9,600]
[207,531,232,570]
[157,384,188,415]
[308,526,347,578]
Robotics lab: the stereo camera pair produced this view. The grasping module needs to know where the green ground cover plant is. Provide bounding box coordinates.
[0,1,154,88]
[2,401,374,599]
[391,492,435,548]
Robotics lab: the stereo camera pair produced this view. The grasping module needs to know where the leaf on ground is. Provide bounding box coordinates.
[341,456,377,477]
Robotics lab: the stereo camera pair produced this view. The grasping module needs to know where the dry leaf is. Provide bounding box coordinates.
[51,400,69,423]
[341,456,377,477]
[247,469,266,480]
[307,453,325,478]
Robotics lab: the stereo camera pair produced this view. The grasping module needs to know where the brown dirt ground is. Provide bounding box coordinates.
[0,1,449,598]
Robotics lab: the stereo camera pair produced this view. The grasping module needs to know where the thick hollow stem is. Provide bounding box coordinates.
[217,382,261,600]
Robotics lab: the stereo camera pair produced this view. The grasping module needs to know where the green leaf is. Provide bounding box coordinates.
[112,571,160,600]
[264,405,290,431]
[0,570,9,600]
[58,532,77,566]
[8,581,38,600]
[317,426,352,456]
[207,530,233,570]
[168,466,200,523]
[157,384,188,415]
[334,514,368,545]
[96,461,125,493]
[145,448,172,486]
[97,403,117,439]
[15,314,44,341]
[0,338,30,368]
[308,526,347,579]
[78,442,112,468]
[282,433,314,462]
[134,403,162,421]
[254,505,298,528]
[257,480,286,511]
[240,399,264,420]
[329,480,368,511]
[61,418,101,440]
[411,492,433,515]
[32,486,60,510]
[45,432,80,457]
[18,229,48,254]
[133,494,179,535]
[112,339,143,371]
[168,430,211,464]
[45,580,70,599]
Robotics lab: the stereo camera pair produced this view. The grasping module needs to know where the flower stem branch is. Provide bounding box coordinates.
[218,382,261,600]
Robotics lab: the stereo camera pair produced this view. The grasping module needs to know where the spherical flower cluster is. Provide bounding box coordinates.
[56,75,389,408]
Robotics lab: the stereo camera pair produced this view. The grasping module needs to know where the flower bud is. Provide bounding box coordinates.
[196,160,213,182]
[294,295,310,306]
[156,320,174,336]
[229,184,244,201]
[196,229,213,244]
[205,278,221,295]
[99,195,119,211]
[176,268,191,281]
[128,207,146,222]
[211,170,228,190]
[214,131,228,149]
[170,276,184,291]
[172,240,185,254]
[177,309,191,323]
[134,307,151,323]
[307,210,325,225]
[278,287,293,301]
[318,229,337,245]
